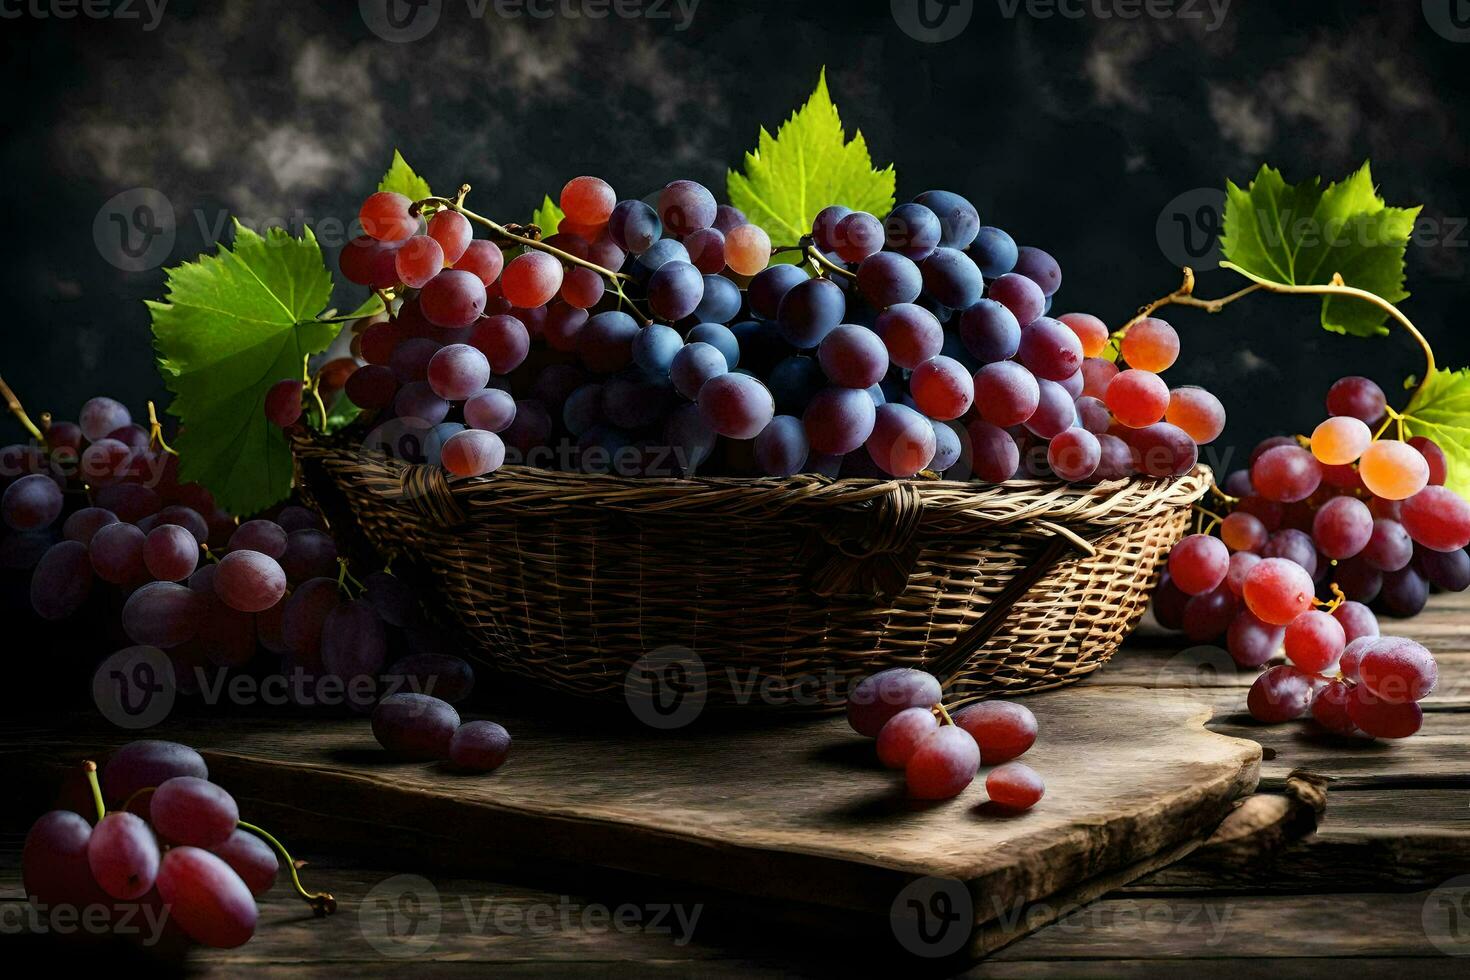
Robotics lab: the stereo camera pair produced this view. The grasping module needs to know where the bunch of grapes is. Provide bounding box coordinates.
[845,668,1044,810]
[22,740,331,951]
[1,394,476,712]
[1152,375,1470,736]
[300,175,1223,484]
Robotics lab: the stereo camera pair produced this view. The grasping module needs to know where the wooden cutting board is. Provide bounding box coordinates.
[8,687,1259,960]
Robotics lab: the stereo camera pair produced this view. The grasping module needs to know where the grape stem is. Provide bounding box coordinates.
[336,556,366,598]
[934,703,955,727]
[237,820,337,916]
[146,401,180,456]
[83,761,105,823]
[804,244,857,282]
[0,372,43,442]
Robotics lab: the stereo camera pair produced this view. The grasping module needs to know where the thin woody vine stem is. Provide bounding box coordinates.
[0,372,43,441]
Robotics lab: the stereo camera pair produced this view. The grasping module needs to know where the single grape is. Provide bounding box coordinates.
[876,707,940,769]
[1310,680,1358,735]
[1310,415,1371,465]
[1251,445,1323,503]
[373,692,461,759]
[687,323,741,369]
[725,223,773,276]
[914,189,981,248]
[1401,485,1470,551]
[812,205,854,253]
[210,829,278,897]
[280,528,338,585]
[1105,370,1169,428]
[441,430,505,477]
[560,175,616,225]
[23,810,106,910]
[1226,610,1283,668]
[966,420,1021,482]
[1407,435,1448,486]
[30,541,93,621]
[102,740,208,812]
[1182,585,1236,642]
[543,303,589,353]
[856,251,923,308]
[1048,428,1101,482]
[803,387,877,456]
[1358,440,1429,500]
[420,270,488,328]
[969,226,1018,277]
[3,473,63,532]
[264,379,304,428]
[905,725,980,800]
[144,523,200,582]
[910,355,974,421]
[1347,683,1423,738]
[1283,610,1346,674]
[1119,318,1178,371]
[426,210,471,265]
[449,720,513,772]
[1152,573,1189,630]
[1326,376,1386,424]
[973,361,1040,427]
[1362,518,1413,571]
[1247,664,1314,723]
[454,239,505,286]
[80,395,133,442]
[229,519,287,558]
[846,668,942,737]
[345,364,398,410]
[359,191,417,242]
[884,203,942,260]
[426,344,492,402]
[817,324,888,389]
[670,342,729,400]
[88,811,160,900]
[1080,357,1118,399]
[156,846,258,948]
[1221,511,1268,553]
[607,199,662,254]
[150,776,239,849]
[1075,396,1111,434]
[1017,317,1083,381]
[753,415,809,477]
[680,228,728,275]
[647,260,705,322]
[578,311,640,373]
[985,762,1045,811]
[1332,600,1379,645]
[1056,312,1109,358]
[748,264,810,320]
[1335,557,1384,604]
[394,382,450,426]
[1243,557,1316,625]
[951,701,1037,765]
[929,420,963,472]
[1024,379,1075,439]
[698,373,775,440]
[215,550,287,613]
[1417,544,1470,592]
[1169,534,1230,595]
[1165,387,1226,444]
[873,304,943,370]
[957,299,1021,364]
[986,273,1045,325]
[122,581,202,647]
[658,179,717,235]
[866,403,938,477]
[1312,495,1373,559]
[64,506,119,546]
[920,247,985,309]
[1126,422,1199,478]
[395,234,444,288]
[1358,638,1437,703]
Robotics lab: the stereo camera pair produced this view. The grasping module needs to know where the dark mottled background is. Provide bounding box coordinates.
[3,0,1468,470]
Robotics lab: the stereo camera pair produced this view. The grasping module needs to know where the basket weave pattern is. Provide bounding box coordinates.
[293,431,1208,708]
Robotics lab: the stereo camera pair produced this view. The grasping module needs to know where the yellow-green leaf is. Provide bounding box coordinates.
[726,69,896,262]
[1402,366,1470,499]
[149,222,337,515]
[378,149,432,202]
[1220,162,1420,337]
[531,195,565,235]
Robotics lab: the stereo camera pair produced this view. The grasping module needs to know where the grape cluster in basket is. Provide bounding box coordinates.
[1153,375,1469,737]
[23,740,331,951]
[847,668,1044,809]
[1,395,476,710]
[278,175,1223,483]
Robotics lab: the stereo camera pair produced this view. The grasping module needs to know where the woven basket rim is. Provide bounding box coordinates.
[292,429,1212,532]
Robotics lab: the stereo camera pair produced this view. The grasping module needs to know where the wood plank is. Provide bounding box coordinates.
[2,687,1259,960]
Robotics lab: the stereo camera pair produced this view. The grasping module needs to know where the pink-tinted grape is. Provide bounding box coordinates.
[905,725,979,800]
[211,829,278,897]
[425,344,491,402]
[23,810,106,910]
[1227,610,1283,668]
[1105,370,1169,428]
[1408,435,1448,486]
[952,700,1038,764]
[1126,422,1198,477]
[1048,428,1101,482]
[658,179,716,236]
[426,210,471,264]
[1401,485,1470,551]
[359,191,417,242]
[1182,584,1235,642]
[156,846,257,948]
[973,360,1040,427]
[1332,601,1379,644]
[1076,396,1110,434]
[88,811,160,900]
[229,519,287,558]
[1347,684,1423,738]
[1248,664,1314,722]
[420,270,488,328]
[910,355,974,420]
[1226,550,1262,597]
[454,239,505,286]
[346,364,397,410]
[441,430,506,477]
[804,386,877,456]
[79,396,132,442]
[985,762,1045,811]
[468,314,531,374]
[1024,379,1074,439]
[373,692,461,759]
[151,776,238,849]
[876,707,940,769]
[847,668,942,737]
[1221,512,1268,553]
[1243,557,1316,625]
[1359,638,1437,702]
[1017,317,1083,382]
[867,404,937,477]
[101,740,208,812]
[1169,534,1230,595]
[215,550,287,613]
[264,379,304,428]
[1152,572,1189,630]
[1362,518,1413,571]
[1283,610,1345,674]
[1119,318,1178,372]
[90,522,146,584]
[1080,357,1118,398]
[144,523,200,582]
[698,373,774,440]
[1057,312,1109,358]
[1165,387,1226,444]
[1251,445,1322,502]
[831,210,883,263]
[986,272,1045,325]
[1311,679,1358,735]
[449,720,513,772]
[967,420,1021,482]
[394,234,444,289]
[872,305,943,371]
[1312,495,1373,559]
[1326,376,1386,424]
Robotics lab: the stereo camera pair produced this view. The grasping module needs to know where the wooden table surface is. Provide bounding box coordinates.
[6,591,1470,975]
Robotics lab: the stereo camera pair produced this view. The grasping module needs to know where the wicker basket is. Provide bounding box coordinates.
[292,429,1209,709]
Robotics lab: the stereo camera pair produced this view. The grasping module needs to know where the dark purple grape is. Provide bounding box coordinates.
[31,540,93,620]
[449,720,513,772]
[372,693,461,760]
[846,668,941,737]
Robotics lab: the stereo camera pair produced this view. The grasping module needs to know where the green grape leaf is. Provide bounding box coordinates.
[324,388,360,434]
[149,222,338,516]
[726,68,896,262]
[532,195,565,235]
[1402,366,1470,499]
[378,149,432,201]
[1220,162,1421,337]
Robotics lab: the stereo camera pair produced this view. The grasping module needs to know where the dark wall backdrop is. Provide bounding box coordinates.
[3,0,1469,471]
